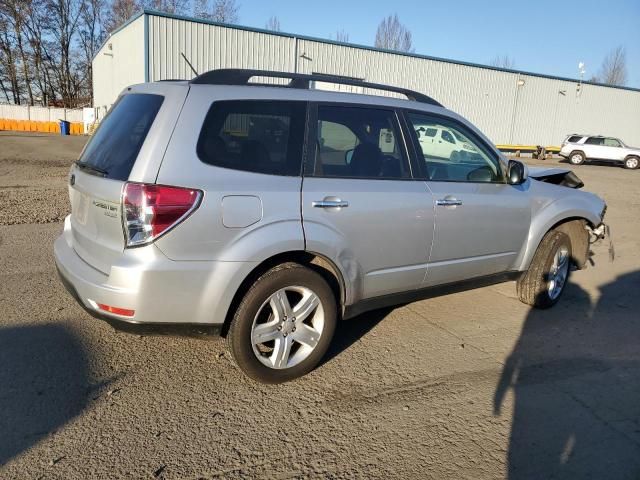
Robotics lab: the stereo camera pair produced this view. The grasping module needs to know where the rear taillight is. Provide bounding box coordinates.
[122,183,202,247]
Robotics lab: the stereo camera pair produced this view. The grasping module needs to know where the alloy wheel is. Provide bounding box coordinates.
[547,246,570,300]
[250,286,325,369]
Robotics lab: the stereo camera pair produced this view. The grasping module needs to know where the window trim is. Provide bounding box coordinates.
[304,101,416,181]
[196,99,308,177]
[400,109,507,184]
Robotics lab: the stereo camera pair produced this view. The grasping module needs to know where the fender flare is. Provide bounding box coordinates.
[515,197,602,271]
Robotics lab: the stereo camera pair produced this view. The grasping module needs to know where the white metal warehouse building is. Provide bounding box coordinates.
[93,10,640,147]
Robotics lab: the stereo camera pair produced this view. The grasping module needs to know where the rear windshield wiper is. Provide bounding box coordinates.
[75,161,108,177]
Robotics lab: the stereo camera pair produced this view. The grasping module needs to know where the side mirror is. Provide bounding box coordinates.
[507,160,527,185]
[345,149,354,164]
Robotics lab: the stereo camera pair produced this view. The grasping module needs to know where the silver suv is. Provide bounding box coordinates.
[560,134,640,169]
[55,70,609,383]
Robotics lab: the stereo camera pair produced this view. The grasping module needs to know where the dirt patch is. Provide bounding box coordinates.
[1,134,639,479]
[0,132,84,225]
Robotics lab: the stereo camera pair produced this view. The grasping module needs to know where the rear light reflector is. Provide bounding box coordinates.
[122,183,202,247]
[97,303,135,317]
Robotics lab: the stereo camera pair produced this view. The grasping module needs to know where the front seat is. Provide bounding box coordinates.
[350,142,382,177]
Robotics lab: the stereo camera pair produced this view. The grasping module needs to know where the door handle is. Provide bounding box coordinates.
[436,198,463,207]
[312,198,349,209]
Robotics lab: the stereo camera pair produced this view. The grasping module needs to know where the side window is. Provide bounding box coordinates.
[604,138,621,147]
[197,100,306,176]
[568,135,583,143]
[313,105,410,179]
[406,112,502,183]
[585,137,604,145]
[441,129,455,144]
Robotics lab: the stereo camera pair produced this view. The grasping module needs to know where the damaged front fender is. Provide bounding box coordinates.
[588,222,615,263]
[528,167,585,189]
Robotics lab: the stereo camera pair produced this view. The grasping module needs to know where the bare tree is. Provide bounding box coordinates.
[194,0,239,23]
[105,0,138,32]
[490,55,516,69]
[192,0,207,18]
[141,0,188,15]
[0,0,35,104]
[22,0,55,105]
[0,15,21,103]
[265,15,280,32]
[45,0,83,107]
[592,46,627,86]
[334,29,349,43]
[374,14,413,52]
[0,0,106,107]
[77,0,106,104]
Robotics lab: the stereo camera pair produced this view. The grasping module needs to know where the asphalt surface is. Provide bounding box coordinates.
[1,132,639,479]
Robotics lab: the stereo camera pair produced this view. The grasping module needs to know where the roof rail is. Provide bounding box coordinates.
[190,69,443,107]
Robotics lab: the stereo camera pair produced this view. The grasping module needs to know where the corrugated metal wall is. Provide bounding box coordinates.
[96,12,640,147]
[148,15,296,82]
[92,15,146,108]
[295,39,520,143]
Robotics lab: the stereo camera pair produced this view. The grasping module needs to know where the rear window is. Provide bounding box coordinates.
[78,94,163,180]
[567,135,583,143]
[197,100,306,176]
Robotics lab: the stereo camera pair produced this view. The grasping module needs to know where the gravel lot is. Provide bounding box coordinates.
[1,131,639,479]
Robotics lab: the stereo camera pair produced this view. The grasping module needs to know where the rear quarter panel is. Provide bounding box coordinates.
[153,85,305,262]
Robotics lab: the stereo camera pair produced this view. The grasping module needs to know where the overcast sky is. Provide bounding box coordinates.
[231,0,639,88]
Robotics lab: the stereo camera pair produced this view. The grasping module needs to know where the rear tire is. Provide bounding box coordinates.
[517,230,572,309]
[569,151,585,165]
[226,263,337,383]
[624,156,639,170]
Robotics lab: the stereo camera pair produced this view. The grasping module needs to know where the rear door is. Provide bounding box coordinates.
[582,136,607,160]
[403,111,530,286]
[302,103,435,303]
[69,83,186,273]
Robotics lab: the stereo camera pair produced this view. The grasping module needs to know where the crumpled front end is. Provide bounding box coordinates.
[528,167,584,189]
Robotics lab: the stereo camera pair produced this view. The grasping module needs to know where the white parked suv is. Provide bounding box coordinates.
[559,134,640,169]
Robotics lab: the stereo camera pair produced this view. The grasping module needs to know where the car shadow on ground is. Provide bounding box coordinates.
[494,271,640,479]
[556,157,627,169]
[321,307,394,366]
[0,324,94,467]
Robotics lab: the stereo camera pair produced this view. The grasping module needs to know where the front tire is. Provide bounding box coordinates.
[624,156,639,170]
[517,230,572,309]
[569,151,585,165]
[227,263,337,383]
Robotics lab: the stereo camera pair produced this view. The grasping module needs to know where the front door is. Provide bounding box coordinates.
[403,111,530,287]
[302,104,435,303]
[603,137,625,160]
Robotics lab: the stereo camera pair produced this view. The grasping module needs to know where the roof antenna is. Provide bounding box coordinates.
[181,52,198,77]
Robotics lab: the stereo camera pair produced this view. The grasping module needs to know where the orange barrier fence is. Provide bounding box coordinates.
[0,118,84,135]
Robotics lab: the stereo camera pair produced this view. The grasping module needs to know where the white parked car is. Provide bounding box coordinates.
[559,134,640,169]
[415,124,478,162]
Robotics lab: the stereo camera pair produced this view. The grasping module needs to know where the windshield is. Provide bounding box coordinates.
[77,94,164,181]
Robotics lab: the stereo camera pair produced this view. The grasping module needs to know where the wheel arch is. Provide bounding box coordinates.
[568,149,586,163]
[220,250,347,337]
[517,206,601,273]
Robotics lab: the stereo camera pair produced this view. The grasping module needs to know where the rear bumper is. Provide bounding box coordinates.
[55,264,221,336]
[54,215,256,331]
